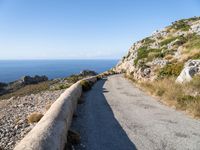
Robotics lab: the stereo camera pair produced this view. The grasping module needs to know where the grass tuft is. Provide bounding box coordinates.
[27,112,43,124]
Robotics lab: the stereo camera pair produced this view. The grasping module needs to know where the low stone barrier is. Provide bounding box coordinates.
[14,76,97,150]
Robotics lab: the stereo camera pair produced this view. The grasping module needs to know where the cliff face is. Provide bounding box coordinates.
[114,17,200,81]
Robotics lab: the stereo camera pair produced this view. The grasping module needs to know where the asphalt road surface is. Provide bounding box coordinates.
[71,74,200,150]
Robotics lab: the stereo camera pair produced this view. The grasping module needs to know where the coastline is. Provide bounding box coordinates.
[0,59,118,83]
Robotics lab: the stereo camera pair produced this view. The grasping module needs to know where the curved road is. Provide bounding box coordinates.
[71,74,200,150]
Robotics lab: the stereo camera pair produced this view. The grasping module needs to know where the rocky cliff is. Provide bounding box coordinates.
[114,17,200,82]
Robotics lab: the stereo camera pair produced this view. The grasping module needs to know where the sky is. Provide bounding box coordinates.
[0,0,199,60]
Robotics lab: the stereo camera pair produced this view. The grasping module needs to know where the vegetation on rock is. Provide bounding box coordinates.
[158,62,184,78]
[116,16,200,118]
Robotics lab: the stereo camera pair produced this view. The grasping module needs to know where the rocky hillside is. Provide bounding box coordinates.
[114,17,200,82]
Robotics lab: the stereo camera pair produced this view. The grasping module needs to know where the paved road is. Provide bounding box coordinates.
[71,74,200,150]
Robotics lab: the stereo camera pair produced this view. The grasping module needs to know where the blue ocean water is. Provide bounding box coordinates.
[0,60,118,83]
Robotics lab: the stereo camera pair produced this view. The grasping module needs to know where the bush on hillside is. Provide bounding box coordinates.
[171,20,191,31]
[158,62,184,78]
[134,47,163,65]
[160,36,178,46]
[134,46,148,65]
[141,37,155,46]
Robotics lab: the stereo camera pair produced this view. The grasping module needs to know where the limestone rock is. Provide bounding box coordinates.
[114,17,200,82]
[176,60,200,83]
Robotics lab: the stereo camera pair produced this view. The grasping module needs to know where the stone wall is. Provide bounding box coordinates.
[14,76,97,150]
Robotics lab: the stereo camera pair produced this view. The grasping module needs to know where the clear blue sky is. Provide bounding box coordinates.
[0,0,199,60]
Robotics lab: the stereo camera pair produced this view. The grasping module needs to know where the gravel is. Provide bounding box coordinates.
[71,74,200,150]
[0,89,64,150]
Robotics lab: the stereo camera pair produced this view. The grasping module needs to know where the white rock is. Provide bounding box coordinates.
[190,20,200,35]
[176,59,200,83]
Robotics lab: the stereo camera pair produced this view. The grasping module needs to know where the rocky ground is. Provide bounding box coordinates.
[0,89,65,150]
[0,70,97,150]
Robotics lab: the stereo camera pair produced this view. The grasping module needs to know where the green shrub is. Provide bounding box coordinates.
[141,37,155,46]
[160,36,178,46]
[80,80,92,91]
[58,84,70,90]
[171,20,191,31]
[134,47,163,65]
[186,17,200,22]
[147,48,163,61]
[134,46,148,65]
[158,63,184,78]
[67,75,81,83]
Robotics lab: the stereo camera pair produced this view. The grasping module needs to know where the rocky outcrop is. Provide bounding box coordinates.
[114,17,200,81]
[80,70,97,76]
[20,75,48,85]
[176,60,200,83]
[0,75,48,96]
[9,75,48,88]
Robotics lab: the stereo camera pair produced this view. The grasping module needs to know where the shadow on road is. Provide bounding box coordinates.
[71,78,137,150]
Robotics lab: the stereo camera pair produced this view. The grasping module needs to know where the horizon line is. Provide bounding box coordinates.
[0,58,120,61]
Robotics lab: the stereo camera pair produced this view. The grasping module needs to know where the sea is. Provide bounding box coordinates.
[0,60,118,83]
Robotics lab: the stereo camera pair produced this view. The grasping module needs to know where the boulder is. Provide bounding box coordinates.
[176,60,200,83]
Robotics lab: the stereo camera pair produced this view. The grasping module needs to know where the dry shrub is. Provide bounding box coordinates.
[164,54,173,60]
[140,78,183,106]
[181,49,200,61]
[138,75,200,117]
[27,112,43,124]
[188,100,200,117]
[176,75,200,117]
[187,75,200,89]
[80,80,92,91]
[96,75,102,80]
